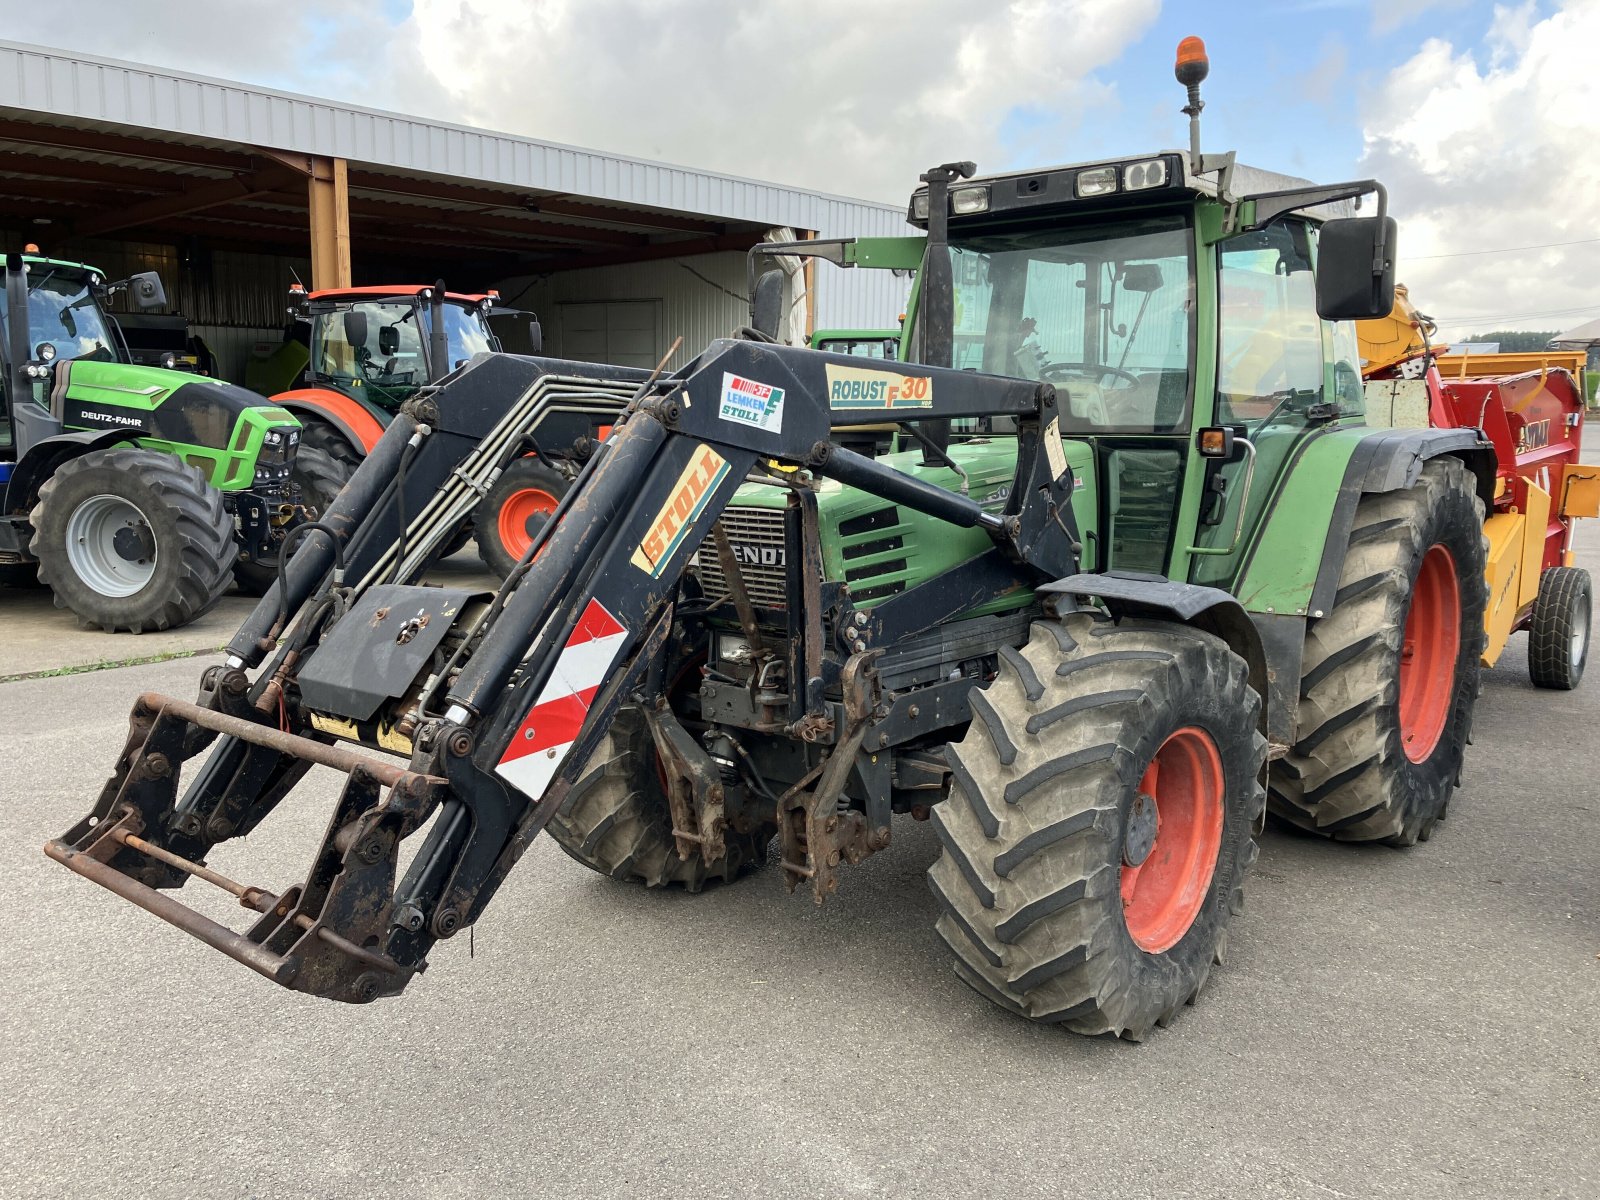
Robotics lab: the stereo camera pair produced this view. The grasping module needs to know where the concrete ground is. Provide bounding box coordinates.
[3,510,1598,1198]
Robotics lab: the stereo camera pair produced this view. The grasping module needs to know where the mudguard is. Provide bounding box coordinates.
[1039,571,1272,745]
[5,428,133,513]
[274,388,390,456]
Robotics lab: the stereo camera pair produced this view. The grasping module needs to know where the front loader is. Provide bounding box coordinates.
[48,39,1495,1038]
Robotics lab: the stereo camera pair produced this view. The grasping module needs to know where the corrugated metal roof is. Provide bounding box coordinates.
[0,39,908,234]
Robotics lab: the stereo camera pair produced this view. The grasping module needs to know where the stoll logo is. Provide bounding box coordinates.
[629,444,731,577]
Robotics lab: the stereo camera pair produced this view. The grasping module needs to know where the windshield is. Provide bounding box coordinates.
[1,268,118,363]
[933,214,1194,434]
[313,299,496,402]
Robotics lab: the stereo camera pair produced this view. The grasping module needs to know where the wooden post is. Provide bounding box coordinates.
[307,156,351,289]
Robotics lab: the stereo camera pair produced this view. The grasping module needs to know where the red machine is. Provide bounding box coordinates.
[1361,296,1599,686]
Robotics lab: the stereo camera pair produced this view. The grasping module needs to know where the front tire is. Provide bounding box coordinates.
[30,448,234,632]
[1528,565,1590,690]
[476,457,569,578]
[1272,457,1487,845]
[928,614,1265,1039]
[549,707,773,890]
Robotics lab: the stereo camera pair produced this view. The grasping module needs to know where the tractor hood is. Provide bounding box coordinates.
[53,359,300,492]
[55,359,294,443]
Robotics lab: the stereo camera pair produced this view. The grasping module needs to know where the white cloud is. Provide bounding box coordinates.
[406,0,1159,203]
[1371,0,1468,36]
[1360,0,1600,338]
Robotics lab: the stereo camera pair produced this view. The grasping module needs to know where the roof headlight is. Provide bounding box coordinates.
[159,351,177,369]
[950,185,990,215]
[1123,159,1169,191]
[36,342,56,362]
[911,191,931,221]
[1075,167,1118,198]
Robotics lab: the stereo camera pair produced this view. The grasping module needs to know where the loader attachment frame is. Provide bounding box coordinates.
[47,341,1079,1001]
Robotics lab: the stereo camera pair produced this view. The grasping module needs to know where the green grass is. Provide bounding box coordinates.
[0,644,226,684]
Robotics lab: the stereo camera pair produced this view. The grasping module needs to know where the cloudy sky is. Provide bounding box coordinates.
[3,0,1596,338]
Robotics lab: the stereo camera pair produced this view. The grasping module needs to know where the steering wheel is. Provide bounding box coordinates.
[1040,362,1140,388]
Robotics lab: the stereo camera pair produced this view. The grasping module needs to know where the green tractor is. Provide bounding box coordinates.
[1,249,320,630]
[45,40,1495,1040]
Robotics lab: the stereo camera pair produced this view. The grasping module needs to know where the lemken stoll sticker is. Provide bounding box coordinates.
[825,363,934,410]
[719,372,785,433]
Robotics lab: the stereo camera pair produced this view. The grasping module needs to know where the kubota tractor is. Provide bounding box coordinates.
[1,248,322,628]
[49,39,1497,1039]
[273,282,611,577]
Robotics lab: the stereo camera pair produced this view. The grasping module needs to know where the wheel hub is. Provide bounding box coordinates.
[497,486,560,559]
[112,522,157,563]
[1122,791,1159,867]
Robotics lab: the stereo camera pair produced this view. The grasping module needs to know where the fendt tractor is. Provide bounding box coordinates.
[272,282,610,577]
[1,249,324,629]
[49,41,1499,1039]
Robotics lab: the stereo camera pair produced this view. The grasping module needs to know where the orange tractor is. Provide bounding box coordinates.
[272,282,615,576]
[1360,288,1600,686]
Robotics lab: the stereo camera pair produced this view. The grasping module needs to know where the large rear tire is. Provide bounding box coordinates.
[232,445,352,596]
[1528,565,1590,690]
[928,614,1265,1039]
[30,448,234,633]
[549,707,773,890]
[295,414,365,471]
[476,457,569,579]
[1272,457,1487,845]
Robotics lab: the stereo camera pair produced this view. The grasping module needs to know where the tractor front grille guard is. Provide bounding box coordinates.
[45,691,451,1004]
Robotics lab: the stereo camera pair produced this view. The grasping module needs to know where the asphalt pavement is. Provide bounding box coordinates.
[2,523,1597,1199]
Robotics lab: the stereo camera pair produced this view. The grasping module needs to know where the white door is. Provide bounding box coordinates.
[557,300,662,368]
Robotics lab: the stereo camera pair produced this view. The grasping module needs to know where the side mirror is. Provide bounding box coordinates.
[1121,262,1164,293]
[378,324,400,356]
[129,270,166,311]
[751,269,785,340]
[527,316,543,355]
[1315,216,1397,320]
[343,309,369,349]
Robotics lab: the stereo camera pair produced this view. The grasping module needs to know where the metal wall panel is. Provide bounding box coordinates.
[0,40,909,235]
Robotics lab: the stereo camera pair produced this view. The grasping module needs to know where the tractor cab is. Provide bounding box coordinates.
[294,284,506,412]
[1,252,157,459]
[898,150,1383,582]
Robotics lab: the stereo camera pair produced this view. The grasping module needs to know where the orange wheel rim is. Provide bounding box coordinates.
[496,487,559,560]
[1121,726,1225,954]
[1398,543,1460,763]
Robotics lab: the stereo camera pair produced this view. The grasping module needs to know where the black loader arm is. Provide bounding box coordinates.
[46,342,1079,1003]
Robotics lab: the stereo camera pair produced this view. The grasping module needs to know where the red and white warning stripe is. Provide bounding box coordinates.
[495,599,628,800]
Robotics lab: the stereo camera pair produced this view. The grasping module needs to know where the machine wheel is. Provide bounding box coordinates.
[928,614,1265,1039]
[232,446,352,595]
[1272,457,1487,845]
[549,707,773,890]
[1528,565,1591,690]
[29,448,234,633]
[476,457,569,578]
[295,414,365,471]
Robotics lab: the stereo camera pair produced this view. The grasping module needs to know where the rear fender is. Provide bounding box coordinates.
[1039,572,1272,745]
[1308,428,1494,619]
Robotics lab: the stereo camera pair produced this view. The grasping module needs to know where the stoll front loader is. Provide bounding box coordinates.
[48,40,1495,1038]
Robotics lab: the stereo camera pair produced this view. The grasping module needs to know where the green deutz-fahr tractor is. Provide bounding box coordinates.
[1,250,320,630]
[48,40,1494,1040]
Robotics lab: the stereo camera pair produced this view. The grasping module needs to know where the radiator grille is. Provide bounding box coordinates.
[696,506,789,609]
